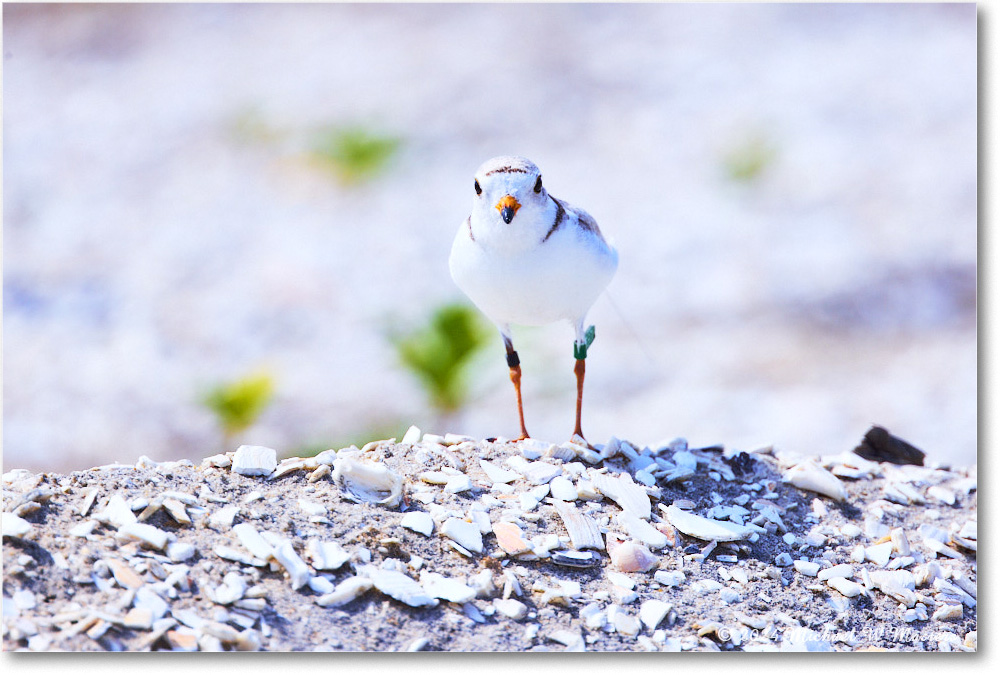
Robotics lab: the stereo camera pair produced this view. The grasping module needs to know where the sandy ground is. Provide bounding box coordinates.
[2,432,976,652]
[2,3,978,474]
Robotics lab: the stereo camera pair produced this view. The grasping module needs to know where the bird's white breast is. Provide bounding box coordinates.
[449,211,618,328]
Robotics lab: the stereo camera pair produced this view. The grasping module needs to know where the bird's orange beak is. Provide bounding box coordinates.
[496,195,521,224]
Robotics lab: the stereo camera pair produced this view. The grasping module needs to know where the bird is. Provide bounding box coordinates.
[449,156,618,445]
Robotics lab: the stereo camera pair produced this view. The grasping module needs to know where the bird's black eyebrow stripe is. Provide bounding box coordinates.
[542,196,565,243]
[483,166,531,176]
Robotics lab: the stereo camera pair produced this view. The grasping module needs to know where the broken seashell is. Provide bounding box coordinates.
[492,521,531,555]
[869,569,917,607]
[400,511,434,537]
[441,518,483,553]
[782,462,846,502]
[617,511,668,549]
[316,576,373,607]
[271,541,311,590]
[610,540,658,573]
[516,460,563,485]
[231,445,278,477]
[117,522,169,550]
[332,457,403,508]
[553,500,604,551]
[306,539,351,571]
[494,598,528,620]
[479,460,519,484]
[363,567,438,607]
[549,476,578,502]
[2,513,33,538]
[551,550,601,568]
[590,471,652,519]
[232,523,275,560]
[663,504,756,542]
[420,572,477,603]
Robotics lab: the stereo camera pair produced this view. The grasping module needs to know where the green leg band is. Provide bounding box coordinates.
[574,325,596,360]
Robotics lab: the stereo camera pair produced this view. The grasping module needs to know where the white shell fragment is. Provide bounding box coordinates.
[782,462,847,502]
[401,425,422,445]
[2,513,33,538]
[494,598,528,620]
[617,511,668,549]
[306,539,351,571]
[549,476,578,502]
[363,568,438,608]
[591,471,652,519]
[231,445,278,477]
[272,541,311,590]
[664,504,756,542]
[793,560,821,577]
[420,572,477,603]
[95,495,137,528]
[117,522,169,550]
[479,460,519,484]
[553,500,605,551]
[233,523,275,560]
[610,540,658,572]
[316,577,374,607]
[869,570,917,607]
[441,518,483,554]
[401,511,435,537]
[640,600,672,631]
[332,457,404,508]
[516,460,563,485]
[827,577,863,598]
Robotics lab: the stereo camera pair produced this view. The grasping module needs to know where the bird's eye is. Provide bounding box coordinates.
[474,180,482,196]
[534,175,543,193]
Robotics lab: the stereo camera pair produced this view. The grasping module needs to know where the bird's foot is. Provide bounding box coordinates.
[569,432,595,451]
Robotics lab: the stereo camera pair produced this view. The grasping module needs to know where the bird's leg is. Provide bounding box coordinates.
[572,357,586,442]
[571,324,597,447]
[503,334,530,440]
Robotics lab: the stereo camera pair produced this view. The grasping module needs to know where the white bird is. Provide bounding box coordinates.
[449,156,618,445]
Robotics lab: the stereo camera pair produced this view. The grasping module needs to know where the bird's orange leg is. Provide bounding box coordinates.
[509,363,530,440]
[572,358,587,444]
[504,336,530,440]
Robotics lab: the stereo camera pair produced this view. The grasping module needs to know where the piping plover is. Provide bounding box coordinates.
[449,156,618,444]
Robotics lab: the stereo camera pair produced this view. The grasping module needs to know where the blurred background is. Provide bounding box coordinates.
[3,3,977,472]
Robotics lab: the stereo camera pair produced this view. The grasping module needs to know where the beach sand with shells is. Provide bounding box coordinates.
[2,431,976,652]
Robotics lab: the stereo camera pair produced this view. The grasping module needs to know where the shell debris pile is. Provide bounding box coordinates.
[2,429,976,651]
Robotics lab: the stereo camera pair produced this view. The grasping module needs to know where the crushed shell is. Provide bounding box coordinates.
[663,504,756,541]
[553,500,604,551]
[332,457,403,508]
[590,471,652,519]
[782,462,847,502]
[492,521,531,555]
[230,445,278,477]
[363,567,437,608]
[610,540,659,573]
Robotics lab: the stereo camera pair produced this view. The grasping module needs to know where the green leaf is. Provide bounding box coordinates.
[202,372,275,436]
[309,125,402,183]
[391,303,492,413]
[723,133,777,183]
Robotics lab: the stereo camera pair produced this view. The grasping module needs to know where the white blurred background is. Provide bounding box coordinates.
[3,3,977,472]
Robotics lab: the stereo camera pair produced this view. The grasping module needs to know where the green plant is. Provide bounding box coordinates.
[202,371,276,446]
[309,125,401,183]
[391,303,492,416]
[723,132,777,182]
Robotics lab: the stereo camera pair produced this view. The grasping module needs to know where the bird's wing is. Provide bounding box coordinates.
[554,197,610,246]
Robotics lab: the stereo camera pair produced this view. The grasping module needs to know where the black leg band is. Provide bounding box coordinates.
[506,350,520,368]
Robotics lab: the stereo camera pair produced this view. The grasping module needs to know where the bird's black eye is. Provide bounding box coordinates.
[534,175,543,193]
[474,180,482,196]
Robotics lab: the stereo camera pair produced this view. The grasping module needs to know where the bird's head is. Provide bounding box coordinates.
[471,156,549,227]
